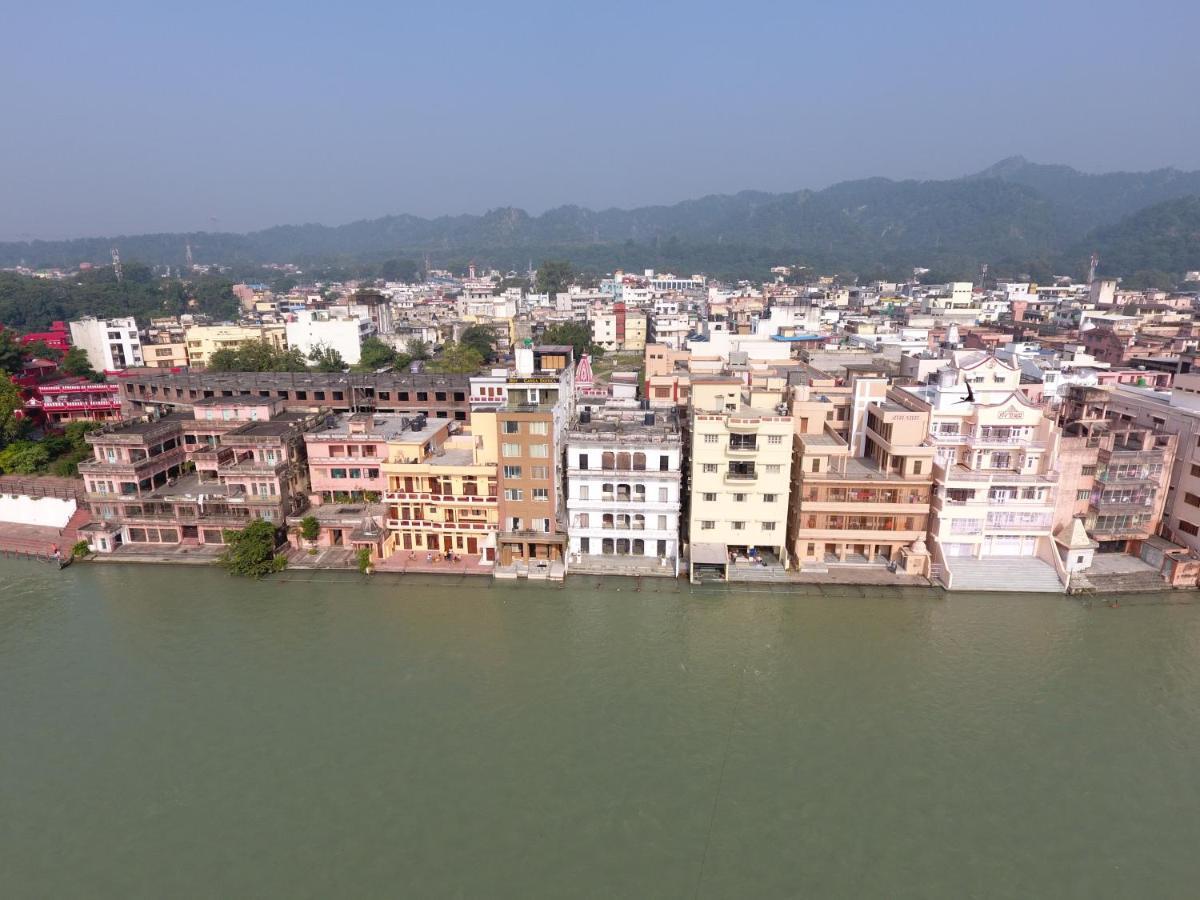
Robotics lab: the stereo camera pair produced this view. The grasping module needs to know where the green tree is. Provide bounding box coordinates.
[218,519,286,579]
[535,260,574,295]
[406,339,431,361]
[0,330,25,372]
[207,340,310,372]
[427,342,484,374]
[353,336,398,372]
[356,546,373,574]
[0,373,26,447]
[299,515,320,542]
[460,324,498,362]
[541,322,602,360]
[60,347,98,378]
[0,441,49,474]
[309,344,347,372]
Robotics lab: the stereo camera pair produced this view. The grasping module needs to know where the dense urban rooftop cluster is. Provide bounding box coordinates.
[7,262,1200,592]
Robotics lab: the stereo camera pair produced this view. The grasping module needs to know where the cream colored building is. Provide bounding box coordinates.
[688,376,793,582]
[185,324,287,368]
[144,341,190,368]
[624,310,647,351]
[893,352,1066,592]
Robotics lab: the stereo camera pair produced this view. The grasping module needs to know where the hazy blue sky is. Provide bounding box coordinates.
[2,0,1198,240]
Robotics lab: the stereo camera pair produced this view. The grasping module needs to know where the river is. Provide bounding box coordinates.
[3,562,1200,898]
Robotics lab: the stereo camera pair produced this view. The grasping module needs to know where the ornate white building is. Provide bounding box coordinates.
[565,404,682,576]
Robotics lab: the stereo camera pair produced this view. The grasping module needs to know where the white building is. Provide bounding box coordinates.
[68,316,143,371]
[565,405,683,576]
[285,309,373,365]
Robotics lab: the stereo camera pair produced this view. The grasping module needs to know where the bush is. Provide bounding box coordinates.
[218,520,286,579]
[356,546,373,574]
[71,540,91,559]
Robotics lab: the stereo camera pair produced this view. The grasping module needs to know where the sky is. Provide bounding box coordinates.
[2,0,1198,241]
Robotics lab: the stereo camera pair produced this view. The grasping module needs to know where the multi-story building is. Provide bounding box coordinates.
[69,316,143,371]
[303,412,410,503]
[115,370,473,421]
[285,309,372,365]
[381,411,499,565]
[788,376,934,576]
[144,341,190,369]
[565,404,682,576]
[78,399,321,554]
[1061,385,1178,552]
[493,345,574,578]
[893,353,1066,591]
[183,323,287,369]
[687,376,793,582]
[15,358,122,425]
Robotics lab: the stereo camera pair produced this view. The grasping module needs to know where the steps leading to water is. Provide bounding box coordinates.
[945,556,1066,593]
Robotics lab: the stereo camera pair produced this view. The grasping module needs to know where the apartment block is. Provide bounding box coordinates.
[565,404,682,576]
[69,316,143,371]
[688,377,793,582]
[184,323,286,369]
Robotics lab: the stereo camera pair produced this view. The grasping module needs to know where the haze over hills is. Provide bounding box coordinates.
[2,158,1199,282]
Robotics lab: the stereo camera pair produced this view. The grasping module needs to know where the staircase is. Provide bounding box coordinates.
[946,556,1066,593]
[61,506,92,544]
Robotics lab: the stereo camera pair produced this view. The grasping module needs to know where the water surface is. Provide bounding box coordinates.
[3,563,1199,898]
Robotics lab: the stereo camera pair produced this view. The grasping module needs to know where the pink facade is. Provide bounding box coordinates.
[304,413,412,503]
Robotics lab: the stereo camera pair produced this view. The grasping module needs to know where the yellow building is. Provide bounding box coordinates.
[623,310,647,351]
[381,411,500,563]
[688,376,794,582]
[184,324,287,369]
[144,342,190,368]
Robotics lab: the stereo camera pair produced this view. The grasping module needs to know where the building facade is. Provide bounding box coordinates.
[69,316,143,371]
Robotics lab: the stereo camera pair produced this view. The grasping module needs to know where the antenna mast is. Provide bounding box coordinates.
[111,247,123,283]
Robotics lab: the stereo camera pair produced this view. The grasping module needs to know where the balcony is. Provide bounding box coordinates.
[724,471,758,483]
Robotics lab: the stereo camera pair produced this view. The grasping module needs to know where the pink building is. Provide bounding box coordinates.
[304,413,413,504]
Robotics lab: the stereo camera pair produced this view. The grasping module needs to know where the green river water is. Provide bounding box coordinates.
[3,561,1200,898]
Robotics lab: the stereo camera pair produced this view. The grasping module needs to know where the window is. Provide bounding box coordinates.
[732,521,746,531]
[811,459,820,473]
[533,488,549,501]
[1193,464,1200,478]
[531,466,549,480]
[763,494,778,503]
[1187,493,1200,508]
[528,421,548,436]
[767,435,783,445]
[528,444,549,458]
[733,493,747,502]
[502,443,521,457]
[660,456,670,471]
[579,453,589,470]
[331,468,347,479]
[658,487,668,502]
[504,489,524,501]
[913,461,922,475]
[579,485,589,500]
[1082,465,1096,476]
[580,537,590,553]
[704,434,718,444]
[1076,490,1091,501]
[504,421,520,434]
[766,464,781,474]
[1180,520,1199,536]
[702,464,718,474]
[702,492,716,502]
[701,520,715,530]
[503,465,522,479]
[761,521,776,531]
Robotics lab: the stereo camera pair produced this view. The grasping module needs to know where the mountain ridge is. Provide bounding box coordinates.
[2,158,1198,279]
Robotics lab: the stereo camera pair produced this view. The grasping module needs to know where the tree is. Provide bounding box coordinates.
[207,340,309,372]
[0,330,24,373]
[406,339,431,361]
[299,515,320,542]
[60,347,98,378]
[535,260,574,296]
[0,374,25,448]
[541,322,602,360]
[309,344,347,372]
[356,546,373,574]
[379,258,420,282]
[0,441,49,474]
[218,519,286,579]
[460,324,498,362]
[353,336,398,372]
[427,342,484,374]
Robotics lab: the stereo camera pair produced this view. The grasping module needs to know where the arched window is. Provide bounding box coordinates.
[632,539,645,555]
[616,452,632,470]
[633,514,645,530]
[633,452,646,471]
[602,451,615,470]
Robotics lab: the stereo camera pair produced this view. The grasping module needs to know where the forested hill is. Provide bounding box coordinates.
[2,158,1198,282]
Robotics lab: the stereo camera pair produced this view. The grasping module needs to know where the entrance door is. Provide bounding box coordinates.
[467,537,478,554]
